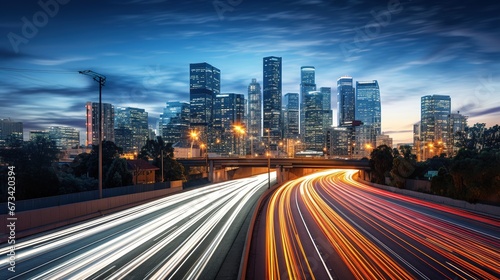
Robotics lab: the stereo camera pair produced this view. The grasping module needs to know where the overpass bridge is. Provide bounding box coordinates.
[178,157,370,183]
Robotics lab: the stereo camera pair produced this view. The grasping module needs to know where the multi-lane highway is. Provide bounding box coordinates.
[0,172,276,280]
[247,169,500,279]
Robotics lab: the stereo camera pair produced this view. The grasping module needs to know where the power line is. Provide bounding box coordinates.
[0,67,77,74]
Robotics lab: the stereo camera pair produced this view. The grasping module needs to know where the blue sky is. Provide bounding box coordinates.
[1,0,499,144]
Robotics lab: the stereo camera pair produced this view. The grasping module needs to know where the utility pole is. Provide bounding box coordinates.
[79,70,106,199]
[267,128,271,189]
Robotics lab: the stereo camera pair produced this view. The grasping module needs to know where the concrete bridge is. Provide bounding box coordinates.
[178,157,370,184]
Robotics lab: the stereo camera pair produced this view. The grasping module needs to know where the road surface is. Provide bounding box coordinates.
[247,169,500,279]
[1,172,276,279]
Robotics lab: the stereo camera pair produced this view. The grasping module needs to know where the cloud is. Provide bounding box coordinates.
[32,56,92,66]
[467,106,500,118]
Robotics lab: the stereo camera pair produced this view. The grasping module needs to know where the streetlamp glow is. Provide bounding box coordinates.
[189,130,199,158]
[233,124,245,156]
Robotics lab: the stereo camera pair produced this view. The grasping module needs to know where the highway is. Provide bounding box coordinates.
[0,172,276,280]
[247,169,500,279]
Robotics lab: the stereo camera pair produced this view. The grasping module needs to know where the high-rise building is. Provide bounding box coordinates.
[213,93,246,155]
[48,126,80,150]
[327,126,353,158]
[320,87,333,131]
[300,66,316,135]
[86,102,114,147]
[355,80,381,157]
[263,56,282,145]
[189,62,221,149]
[247,78,262,152]
[337,76,355,126]
[420,95,451,157]
[114,107,149,152]
[159,101,190,145]
[447,111,468,156]
[0,118,23,147]
[413,122,421,160]
[304,91,325,151]
[283,93,299,139]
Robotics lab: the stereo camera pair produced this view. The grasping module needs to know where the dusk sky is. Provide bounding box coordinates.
[1,0,499,144]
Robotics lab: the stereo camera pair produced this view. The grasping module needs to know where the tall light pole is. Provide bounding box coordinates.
[190,130,198,158]
[266,128,271,189]
[79,70,106,199]
[233,124,245,156]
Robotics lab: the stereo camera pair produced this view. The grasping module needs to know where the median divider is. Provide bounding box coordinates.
[238,179,283,280]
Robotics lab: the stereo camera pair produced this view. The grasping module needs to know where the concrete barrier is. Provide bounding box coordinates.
[238,180,280,280]
[0,186,183,243]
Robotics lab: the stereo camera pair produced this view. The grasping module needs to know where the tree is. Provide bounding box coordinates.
[0,136,60,200]
[369,145,394,184]
[68,141,131,189]
[105,158,133,188]
[139,137,186,182]
[455,123,500,152]
[391,155,416,188]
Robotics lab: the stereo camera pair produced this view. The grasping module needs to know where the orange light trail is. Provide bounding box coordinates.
[261,169,500,279]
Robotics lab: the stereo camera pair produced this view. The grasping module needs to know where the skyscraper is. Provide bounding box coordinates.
[0,118,23,147]
[421,95,451,158]
[86,102,114,147]
[114,107,149,153]
[247,78,262,143]
[189,62,220,148]
[159,101,190,145]
[447,111,468,157]
[300,66,316,136]
[213,93,246,155]
[283,93,299,139]
[355,80,381,157]
[304,91,325,151]
[263,56,282,143]
[421,95,451,142]
[337,76,355,126]
[320,87,333,131]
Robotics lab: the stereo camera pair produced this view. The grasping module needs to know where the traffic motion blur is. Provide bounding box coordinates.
[255,169,500,279]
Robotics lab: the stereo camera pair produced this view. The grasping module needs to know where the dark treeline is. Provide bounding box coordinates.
[0,136,186,201]
[369,124,500,204]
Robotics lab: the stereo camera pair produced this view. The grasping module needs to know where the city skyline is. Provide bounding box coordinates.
[1,0,499,144]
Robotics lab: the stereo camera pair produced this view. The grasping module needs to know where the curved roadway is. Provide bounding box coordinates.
[247,169,500,279]
[0,172,276,280]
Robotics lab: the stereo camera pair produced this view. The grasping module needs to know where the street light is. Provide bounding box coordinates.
[189,130,199,158]
[79,70,106,199]
[233,124,245,156]
[266,128,271,189]
[200,142,208,173]
[365,143,373,157]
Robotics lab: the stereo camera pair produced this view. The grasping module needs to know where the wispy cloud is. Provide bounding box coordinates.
[32,56,92,66]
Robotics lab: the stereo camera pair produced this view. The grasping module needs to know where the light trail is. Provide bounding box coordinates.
[0,172,276,279]
[257,169,500,279]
